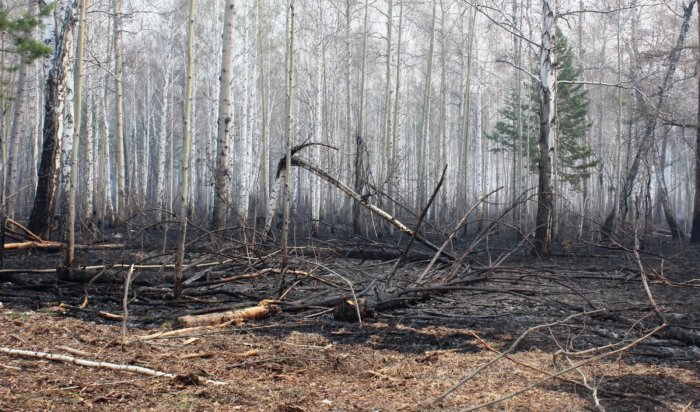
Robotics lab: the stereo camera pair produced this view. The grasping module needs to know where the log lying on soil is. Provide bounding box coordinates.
[177,300,281,327]
[3,241,64,251]
[2,241,124,252]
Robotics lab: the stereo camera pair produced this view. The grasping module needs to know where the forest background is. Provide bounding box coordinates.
[0,0,698,261]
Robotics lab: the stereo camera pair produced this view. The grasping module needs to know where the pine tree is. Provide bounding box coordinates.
[0,4,53,62]
[489,31,597,189]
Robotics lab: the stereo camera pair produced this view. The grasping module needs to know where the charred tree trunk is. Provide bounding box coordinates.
[28,4,78,240]
[691,3,700,244]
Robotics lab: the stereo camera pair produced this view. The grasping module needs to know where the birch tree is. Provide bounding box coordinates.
[84,70,95,218]
[691,3,700,243]
[156,49,171,223]
[211,0,236,230]
[602,0,696,240]
[533,0,556,256]
[174,0,197,299]
[352,0,369,235]
[113,0,127,221]
[28,1,79,239]
[5,2,35,217]
[66,0,88,266]
[416,1,436,212]
[282,0,295,267]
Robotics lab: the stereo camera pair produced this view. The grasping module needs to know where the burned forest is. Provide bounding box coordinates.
[0,0,699,410]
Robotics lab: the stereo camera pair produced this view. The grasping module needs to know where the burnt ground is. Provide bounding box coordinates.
[0,230,698,411]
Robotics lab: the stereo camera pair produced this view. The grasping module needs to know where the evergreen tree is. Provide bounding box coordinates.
[0,3,53,62]
[489,31,597,189]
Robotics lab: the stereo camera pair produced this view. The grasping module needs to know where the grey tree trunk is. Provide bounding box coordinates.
[113,0,127,222]
[603,1,696,239]
[690,3,700,243]
[211,0,235,230]
[174,0,197,299]
[533,0,556,257]
[282,0,295,268]
[66,0,88,266]
[352,0,369,235]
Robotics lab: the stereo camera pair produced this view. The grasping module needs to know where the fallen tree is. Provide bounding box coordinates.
[265,145,455,262]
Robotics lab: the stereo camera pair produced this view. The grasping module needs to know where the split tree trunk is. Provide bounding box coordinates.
[28,2,78,240]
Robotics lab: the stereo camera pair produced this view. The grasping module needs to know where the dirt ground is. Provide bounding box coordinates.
[0,234,698,411]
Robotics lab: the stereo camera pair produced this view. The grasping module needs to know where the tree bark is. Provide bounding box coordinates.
[282,0,295,268]
[691,3,700,243]
[533,0,556,257]
[66,0,88,266]
[211,0,235,230]
[353,0,369,235]
[28,2,78,240]
[416,1,436,213]
[174,0,197,299]
[112,0,127,222]
[6,1,33,217]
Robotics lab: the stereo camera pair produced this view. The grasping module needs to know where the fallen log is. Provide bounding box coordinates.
[2,241,125,252]
[3,241,64,251]
[177,300,281,327]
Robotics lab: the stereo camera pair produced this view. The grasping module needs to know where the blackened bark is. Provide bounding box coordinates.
[691,3,700,244]
[352,134,365,235]
[28,73,62,240]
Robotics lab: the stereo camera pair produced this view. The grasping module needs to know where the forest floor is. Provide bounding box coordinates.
[0,229,698,411]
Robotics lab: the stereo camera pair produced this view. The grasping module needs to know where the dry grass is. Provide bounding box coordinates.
[1,309,697,411]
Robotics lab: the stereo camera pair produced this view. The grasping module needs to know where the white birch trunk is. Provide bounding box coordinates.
[475,57,484,227]
[174,0,197,299]
[85,75,94,217]
[239,0,251,223]
[383,0,393,189]
[311,0,323,235]
[211,0,235,229]
[59,12,77,228]
[156,54,171,222]
[113,0,126,219]
[282,0,295,267]
[417,1,436,211]
[256,0,270,220]
[66,0,88,265]
[143,68,151,202]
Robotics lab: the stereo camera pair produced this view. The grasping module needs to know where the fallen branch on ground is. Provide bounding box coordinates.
[177,300,281,327]
[0,347,226,385]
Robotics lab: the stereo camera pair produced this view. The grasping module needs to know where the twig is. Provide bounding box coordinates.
[387,166,447,285]
[0,347,226,385]
[415,186,503,285]
[311,261,363,326]
[122,264,135,346]
[451,325,665,411]
[435,309,606,403]
[55,345,91,357]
